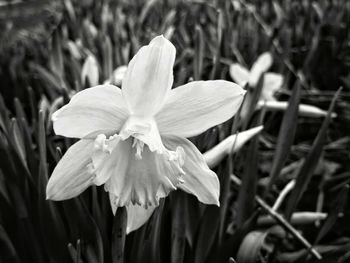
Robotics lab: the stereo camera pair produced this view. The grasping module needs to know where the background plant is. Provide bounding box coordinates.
[1,0,350,262]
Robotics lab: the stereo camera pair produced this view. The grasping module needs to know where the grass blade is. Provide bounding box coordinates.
[171,193,186,263]
[265,79,301,194]
[112,207,127,263]
[284,89,341,220]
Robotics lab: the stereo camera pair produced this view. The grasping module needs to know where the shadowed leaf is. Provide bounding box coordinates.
[284,89,341,220]
[112,207,127,263]
[265,79,301,194]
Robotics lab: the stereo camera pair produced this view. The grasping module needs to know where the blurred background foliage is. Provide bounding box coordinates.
[1,0,350,262]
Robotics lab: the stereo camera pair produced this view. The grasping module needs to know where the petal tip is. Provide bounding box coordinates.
[229,81,247,96]
[45,191,56,201]
[150,34,175,50]
[46,182,53,199]
[46,194,59,201]
[52,109,61,122]
[46,183,60,201]
[252,125,264,133]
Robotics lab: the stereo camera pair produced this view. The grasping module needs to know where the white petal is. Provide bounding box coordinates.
[163,135,220,205]
[53,85,129,138]
[98,139,184,207]
[203,126,264,168]
[46,139,94,200]
[109,194,157,234]
[126,203,156,234]
[229,63,249,87]
[156,80,246,138]
[107,65,128,87]
[261,73,283,101]
[249,52,273,87]
[122,35,176,116]
[91,134,121,185]
[81,55,99,86]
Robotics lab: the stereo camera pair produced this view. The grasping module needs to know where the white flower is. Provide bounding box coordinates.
[46,35,245,233]
[229,53,335,118]
[230,52,283,101]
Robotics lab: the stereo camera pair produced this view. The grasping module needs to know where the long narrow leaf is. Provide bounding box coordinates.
[284,89,341,219]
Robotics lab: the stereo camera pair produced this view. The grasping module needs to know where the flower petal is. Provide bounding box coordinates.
[81,54,99,87]
[91,134,121,185]
[229,63,249,87]
[261,73,283,101]
[96,139,184,207]
[249,52,273,87]
[126,203,156,234]
[122,35,176,116]
[156,80,246,138]
[46,139,95,200]
[109,192,156,234]
[53,85,129,138]
[163,135,220,205]
[203,126,264,168]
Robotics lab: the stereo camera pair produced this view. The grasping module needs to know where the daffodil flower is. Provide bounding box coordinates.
[46,35,245,233]
[229,52,283,101]
[230,53,332,118]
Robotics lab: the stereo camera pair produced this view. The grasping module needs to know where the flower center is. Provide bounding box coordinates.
[120,115,165,156]
[94,134,120,154]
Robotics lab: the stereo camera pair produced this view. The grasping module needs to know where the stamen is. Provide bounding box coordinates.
[94,134,120,154]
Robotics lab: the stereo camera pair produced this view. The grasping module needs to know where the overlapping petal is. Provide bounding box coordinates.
[156,80,245,138]
[261,73,283,101]
[122,36,176,116]
[248,52,273,87]
[46,139,95,200]
[81,54,99,87]
[229,63,249,87]
[163,135,220,205]
[109,192,157,234]
[126,204,156,234]
[53,85,129,138]
[91,134,121,185]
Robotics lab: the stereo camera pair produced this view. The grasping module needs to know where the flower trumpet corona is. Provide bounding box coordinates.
[46,35,245,233]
